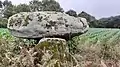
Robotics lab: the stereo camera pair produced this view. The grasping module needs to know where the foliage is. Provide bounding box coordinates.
[29,0,64,12]
[3,5,16,18]
[0,1,2,8]
[41,0,64,12]
[29,0,42,11]
[90,20,107,28]
[66,9,77,17]
[78,11,96,22]
[15,4,30,13]
[3,0,64,18]
[89,15,120,28]
[99,16,120,28]
[2,0,13,18]
[3,0,12,7]
[4,4,30,18]
[0,18,8,28]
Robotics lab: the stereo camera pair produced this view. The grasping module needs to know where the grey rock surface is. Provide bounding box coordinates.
[7,11,89,39]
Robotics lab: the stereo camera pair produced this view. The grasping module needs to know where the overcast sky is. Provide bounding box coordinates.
[1,0,120,19]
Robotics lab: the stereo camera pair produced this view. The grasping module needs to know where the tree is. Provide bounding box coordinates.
[3,0,12,7]
[15,4,30,13]
[65,10,77,17]
[29,0,42,11]
[0,1,2,8]
[99,16,120,28]
[78,11,96,22]
[3,5,16,18]
[90,20,107,28]
[3,3,30,18]
[89,15,120,28]
[41,0,63,12]
[2,0,13,18]
[29,0,64,12]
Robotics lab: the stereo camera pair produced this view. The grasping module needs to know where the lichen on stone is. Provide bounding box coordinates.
[23,15,29,26]
[9,18,14,27]
[7,11,89,39]
[38,16,43,22]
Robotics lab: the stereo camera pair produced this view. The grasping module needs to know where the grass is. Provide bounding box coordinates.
[0,28,36,67]
[71,28,120,67]
[1,28,120,67]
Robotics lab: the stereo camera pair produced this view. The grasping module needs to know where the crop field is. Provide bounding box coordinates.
[73,28,120,45]
[1,28,120,45]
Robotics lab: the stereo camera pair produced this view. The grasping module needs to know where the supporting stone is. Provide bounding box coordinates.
[10,38,79,67]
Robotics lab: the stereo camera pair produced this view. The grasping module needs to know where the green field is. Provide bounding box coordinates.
[73,28,120,45]
[1,28,120,44]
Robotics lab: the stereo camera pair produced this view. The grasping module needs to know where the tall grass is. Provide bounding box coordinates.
[70,28,120,67]
[1,28,120,67]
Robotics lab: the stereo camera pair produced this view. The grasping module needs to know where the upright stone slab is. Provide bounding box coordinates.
[35,38,78,67]
[10,38,79,67]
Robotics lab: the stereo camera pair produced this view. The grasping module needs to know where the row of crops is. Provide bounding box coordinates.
[73,28,120,46]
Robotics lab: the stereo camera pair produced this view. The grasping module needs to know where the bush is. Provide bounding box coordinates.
[0,18,8,28]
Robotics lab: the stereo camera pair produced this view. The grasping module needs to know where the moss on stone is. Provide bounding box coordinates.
[34,38,78,67]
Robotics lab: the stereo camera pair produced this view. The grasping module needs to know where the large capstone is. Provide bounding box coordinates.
[7,11,89,39]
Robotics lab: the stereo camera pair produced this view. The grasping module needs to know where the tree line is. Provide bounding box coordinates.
[0,0,64,18]
[66,10,120,28]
